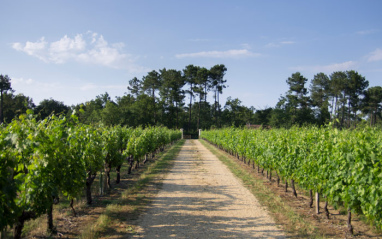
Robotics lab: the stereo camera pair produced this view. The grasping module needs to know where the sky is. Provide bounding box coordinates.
[1,0,382,109]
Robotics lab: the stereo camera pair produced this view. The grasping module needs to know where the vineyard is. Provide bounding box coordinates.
[201,126,382,234]
[2,110,382,238]
[0,110,181,238]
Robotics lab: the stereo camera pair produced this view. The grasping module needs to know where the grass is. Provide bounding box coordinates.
[21,215,47,238]
[199,139,327,239]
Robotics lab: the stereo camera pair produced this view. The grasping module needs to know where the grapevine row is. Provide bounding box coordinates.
[0,111,181,238]
[201,126,382,232]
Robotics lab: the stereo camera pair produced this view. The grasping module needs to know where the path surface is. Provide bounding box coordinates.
[131,140,285,238]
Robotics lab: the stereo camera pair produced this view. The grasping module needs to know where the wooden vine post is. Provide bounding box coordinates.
[315,192,320,214]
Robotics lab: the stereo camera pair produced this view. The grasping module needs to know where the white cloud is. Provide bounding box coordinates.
[175,49,260,58]
[77,43,127,68]
[50,35,86,53]
[79,83,98,91]
[12,32,145,72]
[11,77,34,85]
[12,37,48,62]
[356,29,379,35]
[265,41,295,48]
[188,38,211,42]
[317,61,357,72]
[367,48,382,62]
[264,42,279,48]
[49,34,86,63]
[290,61,358,73]
[79,83,126,91]
[280,41,295,45]
[241,43,251,49]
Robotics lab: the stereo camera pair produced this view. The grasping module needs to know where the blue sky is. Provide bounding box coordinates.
[1,0,381,109]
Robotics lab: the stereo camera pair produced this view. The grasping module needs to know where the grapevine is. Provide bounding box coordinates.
[201,126,382,230]
[0,111,181,238]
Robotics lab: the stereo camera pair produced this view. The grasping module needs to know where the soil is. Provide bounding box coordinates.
[129,139,285,238]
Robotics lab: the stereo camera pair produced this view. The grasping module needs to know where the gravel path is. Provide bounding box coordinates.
[131,140,285,238]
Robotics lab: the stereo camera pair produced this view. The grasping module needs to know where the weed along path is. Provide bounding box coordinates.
[130,140,285,238]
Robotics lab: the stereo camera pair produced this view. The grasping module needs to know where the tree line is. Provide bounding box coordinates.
[74,64,231,133]
[1,65,256,134]
[265,71,382,128]
[0,68,381,130]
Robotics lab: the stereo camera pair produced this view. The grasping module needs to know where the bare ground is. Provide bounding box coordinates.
[130,139,285,238]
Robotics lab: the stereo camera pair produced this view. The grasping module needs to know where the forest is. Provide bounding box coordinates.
[0,65,381,131]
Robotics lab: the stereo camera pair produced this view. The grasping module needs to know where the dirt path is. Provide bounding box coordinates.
[131,140,285,238]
